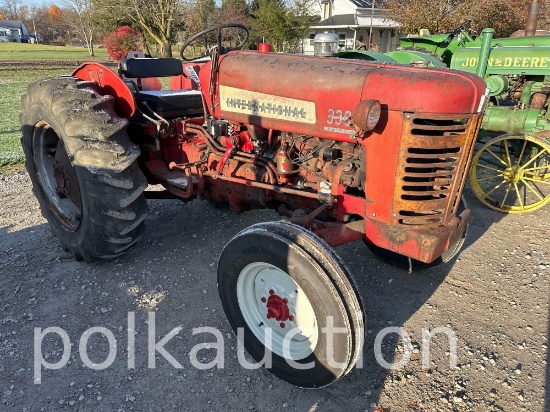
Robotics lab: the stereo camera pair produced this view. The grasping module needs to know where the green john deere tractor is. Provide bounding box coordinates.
[332,1,550,213]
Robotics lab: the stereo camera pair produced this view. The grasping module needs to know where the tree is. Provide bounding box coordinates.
[62,0,97,56]
[218,0,248,26]
[383,0,548,37]
[248,0,315,52]
[383,0,469,35]
[48,5,62,22]
[1,0,21,19]
[93,0,183,57]
[0,8,5,20]
[185,0,217,35]
[103,25,141,60]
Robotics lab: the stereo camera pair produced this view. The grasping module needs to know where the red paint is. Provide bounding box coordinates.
[265,294,290,322]
[258,43,272,53]
[72,63,135,118]
[280,323,285,328]
[199,51,485,143]
[261,297,266,303]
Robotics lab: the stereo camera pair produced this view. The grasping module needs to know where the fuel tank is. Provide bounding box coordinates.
[199,51,486,142]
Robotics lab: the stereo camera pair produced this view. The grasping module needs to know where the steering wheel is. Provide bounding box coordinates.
[452,19,472,36]
[180,23,250,61]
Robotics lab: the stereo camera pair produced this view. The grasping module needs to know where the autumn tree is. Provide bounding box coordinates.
[383,0,469,35]
[93,0,183,57]
[48,5,62,22]
[103,25,141,60]
[0,8,5,20]
[383,0,548,37]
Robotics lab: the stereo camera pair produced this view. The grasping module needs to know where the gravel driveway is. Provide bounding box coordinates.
[1,168,549,411]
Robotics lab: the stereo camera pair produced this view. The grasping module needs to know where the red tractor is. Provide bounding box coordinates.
[20,24,487,387]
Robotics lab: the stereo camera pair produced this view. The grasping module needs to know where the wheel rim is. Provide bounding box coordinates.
[33,121,82,231]
[236,262,318,360]
[470,134,550,213]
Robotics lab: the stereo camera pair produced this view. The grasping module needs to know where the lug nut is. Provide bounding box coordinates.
[280,323,285,328]
[261,297,266,303]
[269,289,274,295]
[289,315,294,321]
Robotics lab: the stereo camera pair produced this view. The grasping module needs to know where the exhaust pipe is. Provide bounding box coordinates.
[525,0,541,36]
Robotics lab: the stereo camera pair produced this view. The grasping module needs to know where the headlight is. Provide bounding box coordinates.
[353,100,381,132]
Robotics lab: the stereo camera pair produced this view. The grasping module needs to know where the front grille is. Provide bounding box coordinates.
[393,113,481,227]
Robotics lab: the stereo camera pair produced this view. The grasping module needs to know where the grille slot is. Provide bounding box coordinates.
[411,118,469,137]
[400,147,461,202]
[393,114,480,228]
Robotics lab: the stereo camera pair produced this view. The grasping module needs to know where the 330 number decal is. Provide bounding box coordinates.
[327,109,352,127]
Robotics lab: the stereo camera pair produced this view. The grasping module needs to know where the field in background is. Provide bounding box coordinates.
[0,43,109,61]
[0,43,112,167]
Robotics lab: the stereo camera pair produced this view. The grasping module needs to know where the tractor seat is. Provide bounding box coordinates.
[119,57,203,116]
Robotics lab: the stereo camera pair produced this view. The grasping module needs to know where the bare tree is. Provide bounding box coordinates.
[62,0,97,55]
[1,0,22,19]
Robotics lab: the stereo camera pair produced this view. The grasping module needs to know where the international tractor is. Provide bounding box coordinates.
[332,0,550,214]
[20,24,487,387]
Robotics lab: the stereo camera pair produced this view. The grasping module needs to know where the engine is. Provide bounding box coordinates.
[131,50,487,263]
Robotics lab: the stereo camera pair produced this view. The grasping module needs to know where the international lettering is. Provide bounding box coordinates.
[225,98,307,120]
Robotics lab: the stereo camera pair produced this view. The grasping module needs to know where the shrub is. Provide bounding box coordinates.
[103,26,141,61]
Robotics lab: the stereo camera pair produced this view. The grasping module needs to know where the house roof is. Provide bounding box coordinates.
[312,14,357,27]
[349,0,373,8]
[0,20,25,29]
[312,14,398,29]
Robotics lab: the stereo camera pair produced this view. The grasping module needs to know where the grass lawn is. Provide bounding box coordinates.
[0,43,113,168]
[0,42,109,61]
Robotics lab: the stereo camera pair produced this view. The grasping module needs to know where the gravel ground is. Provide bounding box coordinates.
[1,167,549,411]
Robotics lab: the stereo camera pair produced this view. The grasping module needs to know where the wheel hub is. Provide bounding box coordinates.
[236,262,319,360]
[503,165,524,183]
[265,292,291,322]
[53,161,69,192]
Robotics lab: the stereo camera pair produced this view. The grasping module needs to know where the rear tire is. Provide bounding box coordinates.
[20,77,148,262]
[217,221,365,388]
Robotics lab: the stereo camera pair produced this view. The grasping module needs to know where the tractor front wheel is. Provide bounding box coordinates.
[21,77,148,261]
[217,221,365,388]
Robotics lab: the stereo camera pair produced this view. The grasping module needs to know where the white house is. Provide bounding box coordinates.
[0,20,29,42]
[302,0,400,55]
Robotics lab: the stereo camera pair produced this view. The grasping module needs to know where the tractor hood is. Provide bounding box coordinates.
[199,51,486,142]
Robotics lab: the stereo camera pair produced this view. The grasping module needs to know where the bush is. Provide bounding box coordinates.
[103,26,141,61]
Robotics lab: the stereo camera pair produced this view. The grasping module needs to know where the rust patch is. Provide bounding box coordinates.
[391,113,481,229]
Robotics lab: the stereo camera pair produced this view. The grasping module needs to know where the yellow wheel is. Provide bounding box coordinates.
[469,133,550,213]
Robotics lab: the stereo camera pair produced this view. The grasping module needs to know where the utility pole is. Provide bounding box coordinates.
[369,0,374,50]
[33,20,38,44]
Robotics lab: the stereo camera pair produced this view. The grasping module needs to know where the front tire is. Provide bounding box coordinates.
[20,77,148,262]
[218,221,365,388]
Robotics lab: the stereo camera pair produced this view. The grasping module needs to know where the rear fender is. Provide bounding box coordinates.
[73,63,135,119]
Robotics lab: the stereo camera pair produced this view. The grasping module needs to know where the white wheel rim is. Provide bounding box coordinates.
[236,262,318,360]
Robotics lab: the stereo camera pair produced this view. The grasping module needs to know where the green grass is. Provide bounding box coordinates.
[0,43,109,61]
[0,43,114,168]
[0,68,69,166]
